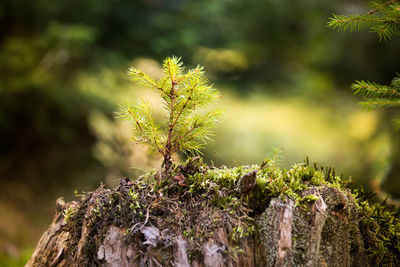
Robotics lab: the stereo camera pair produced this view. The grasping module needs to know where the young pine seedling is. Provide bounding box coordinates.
[117,57,223,178]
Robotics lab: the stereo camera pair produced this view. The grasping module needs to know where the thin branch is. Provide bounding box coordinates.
[157,77,169,95]
[130,200,156,232]
[175,67,200,84]
[171,84,196,131]
[368,0,400,15]
[129,69,158,88]
[150,124,163,154]
[128,110,143,131]
[353,81,400,98]
[172,124,197,149]
[335,17,384,24]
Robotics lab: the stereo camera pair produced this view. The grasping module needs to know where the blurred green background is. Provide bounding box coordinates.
[1,0,399,264]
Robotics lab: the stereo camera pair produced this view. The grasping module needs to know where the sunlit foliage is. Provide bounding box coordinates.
[117,57,223,174]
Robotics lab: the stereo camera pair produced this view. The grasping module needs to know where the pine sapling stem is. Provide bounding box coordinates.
[163,79,177,176]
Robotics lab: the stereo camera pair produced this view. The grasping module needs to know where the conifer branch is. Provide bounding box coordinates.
[128,68,158,89]
[328,1,400,129]
[360,99,400,109]
[328,0,400,40]
[368,0,400,15]
[352,80,400,99]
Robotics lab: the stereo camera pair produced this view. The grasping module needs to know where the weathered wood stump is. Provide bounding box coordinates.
[27,179,370,267]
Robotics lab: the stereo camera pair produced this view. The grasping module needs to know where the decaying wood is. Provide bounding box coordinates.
[256,198,294,267]
[299,189,327,266]
[256,186,368,267]
[236,170,257,196]
[27,185,368,267]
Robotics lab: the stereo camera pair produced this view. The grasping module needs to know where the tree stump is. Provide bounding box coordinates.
[26,178,374,267]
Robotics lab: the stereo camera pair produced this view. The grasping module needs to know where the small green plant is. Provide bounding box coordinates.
[117,57,223,177]
[64,206,77,222]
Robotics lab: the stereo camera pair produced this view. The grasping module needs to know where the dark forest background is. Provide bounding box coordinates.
[1,0,399,264]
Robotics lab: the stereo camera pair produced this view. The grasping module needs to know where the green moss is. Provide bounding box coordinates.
[353,188,400,266]
[298,194,320,209]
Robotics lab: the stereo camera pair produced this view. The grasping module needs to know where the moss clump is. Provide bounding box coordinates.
[353,188,400,266]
